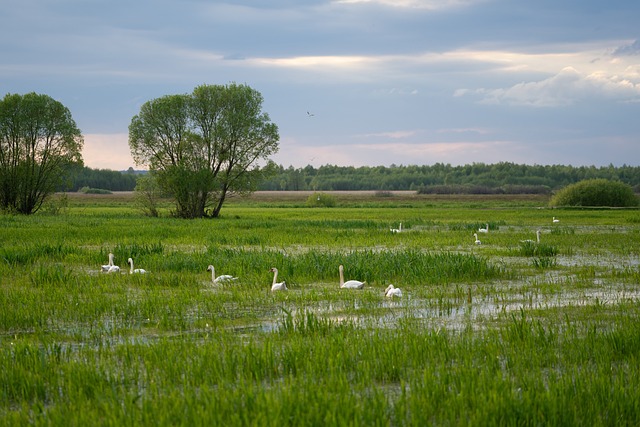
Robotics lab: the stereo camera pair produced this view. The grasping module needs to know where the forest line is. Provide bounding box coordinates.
[66,162,640,194]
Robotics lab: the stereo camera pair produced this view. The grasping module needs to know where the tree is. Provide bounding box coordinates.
[550,179,639,207]
[129,83,279,218]
[0,92,83,214]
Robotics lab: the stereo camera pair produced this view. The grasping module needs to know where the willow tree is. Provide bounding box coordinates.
[0,92,83,214]
[129,83,279,218]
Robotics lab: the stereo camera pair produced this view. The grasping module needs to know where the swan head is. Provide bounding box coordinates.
[207,265,214,272]
[270,267,278,273]
[339,264,344,271]
[127,258,133,264]
[385,284,395,293]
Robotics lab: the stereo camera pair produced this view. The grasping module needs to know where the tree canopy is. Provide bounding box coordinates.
[259,163,640,193]
[0,92,83,214]
[129,83,279,218]
[550,179,639,207]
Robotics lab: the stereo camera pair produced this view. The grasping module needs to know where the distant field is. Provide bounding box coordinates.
[61,190,551,206]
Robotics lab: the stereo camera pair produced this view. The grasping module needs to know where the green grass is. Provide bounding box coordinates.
[1,192,639,425]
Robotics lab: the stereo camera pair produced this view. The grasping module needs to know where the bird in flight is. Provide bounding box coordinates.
[307,111,315,117]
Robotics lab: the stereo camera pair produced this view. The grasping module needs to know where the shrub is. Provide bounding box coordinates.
[77,186,112,194]
[41,193,69,215]
[374,190,394,198]
[306,192,336,207]
[135,174,162,217]
[550,179,639,207]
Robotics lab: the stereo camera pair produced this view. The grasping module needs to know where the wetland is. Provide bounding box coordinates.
[1,191,639,425]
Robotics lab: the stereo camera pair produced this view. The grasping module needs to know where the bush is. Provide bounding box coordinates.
[77,186,112,194]
[550,179,639,208]
[135,174,163,217]
[374,190,394,198]
[306,192,336,207]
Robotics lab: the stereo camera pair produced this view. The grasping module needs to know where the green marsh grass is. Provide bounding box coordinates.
[1,192,640,425]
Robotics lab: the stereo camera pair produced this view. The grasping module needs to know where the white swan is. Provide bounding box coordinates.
[339,265,365,289]
[384,284,402,298]
[207,265,237,284]
[474,233,482,245]
[478,223,489,233]
[101,253,114,271]
[102,253,120,273]
[127,258,147,274]
[521,230,541,244]
[553,217,560,223]
[270,268,287,291]
[390,223,403,233]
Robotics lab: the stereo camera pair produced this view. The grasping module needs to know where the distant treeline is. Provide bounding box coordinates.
[258,163,640,193]
[62,166,140,192]
[62,163,640,194]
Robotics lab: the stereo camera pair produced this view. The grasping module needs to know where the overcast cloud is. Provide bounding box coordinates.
[1,0,639,170]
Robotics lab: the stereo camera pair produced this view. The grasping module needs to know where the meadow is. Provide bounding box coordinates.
[1,191,639,426]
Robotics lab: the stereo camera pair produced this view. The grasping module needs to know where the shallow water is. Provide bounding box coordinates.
[238,283,640,334]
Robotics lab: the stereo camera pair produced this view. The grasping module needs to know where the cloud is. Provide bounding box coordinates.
[332,0,483,10]
[613,40,640,56]
[356,130,419,138]
[459,66,640,107]
[437,127,492,135]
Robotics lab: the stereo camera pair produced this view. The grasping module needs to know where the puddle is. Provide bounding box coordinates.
[556,254,640,268]
[234,285,640,334]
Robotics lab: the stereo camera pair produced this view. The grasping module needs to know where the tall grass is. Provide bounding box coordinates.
[1,196,640,425]
[2,302,639,425]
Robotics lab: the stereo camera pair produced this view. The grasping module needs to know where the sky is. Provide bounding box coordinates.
[2,0,639,171]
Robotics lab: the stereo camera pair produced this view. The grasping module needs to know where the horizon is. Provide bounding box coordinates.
[96,161,638,174]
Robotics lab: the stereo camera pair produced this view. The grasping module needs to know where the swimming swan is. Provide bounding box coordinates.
[102,253,120,273]
[207,265,237,284]
[390,223,403,233]
[339,265,365,289]
[270,268,287,291]
[521,230,541,244]
[101,253,113,271]
[127,258,147,274]
[553,217,560,223]
[474,233,482,245]
[385,284,402,298]
[478,223,489,233]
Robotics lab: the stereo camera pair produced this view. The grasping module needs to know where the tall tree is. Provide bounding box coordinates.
[0,92,83,214]
[129,83,279,218]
